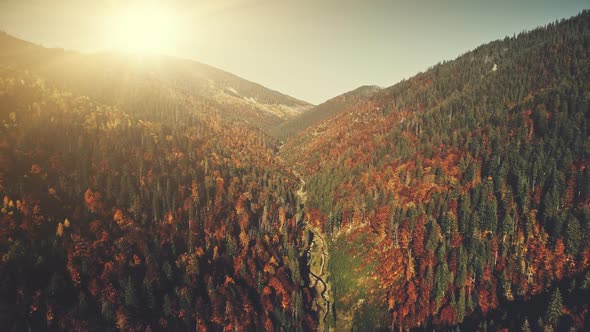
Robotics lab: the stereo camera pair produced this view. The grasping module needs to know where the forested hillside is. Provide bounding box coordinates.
[270,85,381,140]
[0,66,317,330]
[0,32,312,130]
[1,8,589,332]
[281,10,590,331]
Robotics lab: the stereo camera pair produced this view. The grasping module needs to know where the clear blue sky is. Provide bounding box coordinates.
[0,0,588,104]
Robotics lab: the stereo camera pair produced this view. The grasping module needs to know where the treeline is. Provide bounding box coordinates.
[282,10,590,330]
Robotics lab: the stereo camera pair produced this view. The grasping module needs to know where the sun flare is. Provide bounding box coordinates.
[104,3,181,55]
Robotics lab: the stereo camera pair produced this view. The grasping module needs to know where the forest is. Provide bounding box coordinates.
[281,10,590,331]
[0,8,589,332]
[0,65,317,330]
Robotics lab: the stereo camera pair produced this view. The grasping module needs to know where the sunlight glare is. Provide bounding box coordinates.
[104,3,181,55]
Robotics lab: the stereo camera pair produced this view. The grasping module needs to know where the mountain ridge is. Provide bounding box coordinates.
[271,84,382,140]
[0,31,313,129]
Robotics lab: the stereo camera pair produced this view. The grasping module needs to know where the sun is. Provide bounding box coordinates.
[104,3,181,55]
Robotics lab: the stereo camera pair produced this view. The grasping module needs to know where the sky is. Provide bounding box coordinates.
[0,0,588,104]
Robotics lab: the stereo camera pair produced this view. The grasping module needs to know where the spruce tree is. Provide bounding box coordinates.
[521,317,531,332]
[545,288,563,326]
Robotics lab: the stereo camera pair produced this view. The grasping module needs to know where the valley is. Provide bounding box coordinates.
[1,8,590,332]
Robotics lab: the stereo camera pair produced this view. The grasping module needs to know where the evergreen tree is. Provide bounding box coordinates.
[521,317,531,332]
[565,213,582,256]
[545,288,563,326]
[124,276,137,309]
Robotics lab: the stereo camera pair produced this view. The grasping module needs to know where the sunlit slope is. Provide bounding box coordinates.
[0,32,312,129]
[0,65,317,331]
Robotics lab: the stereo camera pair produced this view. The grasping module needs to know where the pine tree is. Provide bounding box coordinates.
[124,276,137,309]
[521,317,531,332]
[163,294,173,318]
[545,288,563,326]
[565,213,582,256]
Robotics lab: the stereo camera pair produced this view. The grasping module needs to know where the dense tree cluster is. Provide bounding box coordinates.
[1,8,589,332]
[0,67,316,331]
[282,10,590,330]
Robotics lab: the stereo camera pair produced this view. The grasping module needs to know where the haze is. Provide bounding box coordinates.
[0,0,587,104]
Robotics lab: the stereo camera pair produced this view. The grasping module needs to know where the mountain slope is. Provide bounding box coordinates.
[0,31,312,129]
[2,9,590,332]
[282,10,590,331]
[270,85,380,140]
[0,63,316,330]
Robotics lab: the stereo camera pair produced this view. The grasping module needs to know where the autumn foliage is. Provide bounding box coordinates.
[282,11,590,331]
[0,67,315,331]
